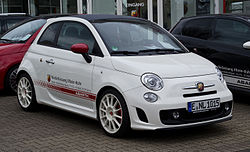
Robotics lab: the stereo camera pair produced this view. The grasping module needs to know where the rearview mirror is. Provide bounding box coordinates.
[71,43,92,63]
[243,41,250,50]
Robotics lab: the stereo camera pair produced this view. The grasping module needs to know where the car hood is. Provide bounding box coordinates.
[0,43,24,56]
[111,53,216,78]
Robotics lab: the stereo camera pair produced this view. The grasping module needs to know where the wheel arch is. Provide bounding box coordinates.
[4,63,20,83]
[3,63,20,92]
[17,69,36,93]
[95,85,130,121]
[96,85,125,108]
[17,70,30,80]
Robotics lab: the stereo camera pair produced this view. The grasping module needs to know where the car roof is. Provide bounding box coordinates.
[72,14,148,23]
[181,14,250,21]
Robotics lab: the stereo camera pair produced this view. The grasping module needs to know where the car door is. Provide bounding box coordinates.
[36,21,101,111]
[208,18,250,90]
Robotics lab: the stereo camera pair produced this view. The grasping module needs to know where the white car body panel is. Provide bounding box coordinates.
[111,53,216,78]
[18,16,233,130]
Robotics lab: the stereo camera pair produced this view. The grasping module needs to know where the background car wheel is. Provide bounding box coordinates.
[98,89,130,137]
[17,73,38,111]
[4,65,19,94]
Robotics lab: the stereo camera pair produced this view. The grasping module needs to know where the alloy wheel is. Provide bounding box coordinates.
[99,93,123,134]
[17,77,32,108]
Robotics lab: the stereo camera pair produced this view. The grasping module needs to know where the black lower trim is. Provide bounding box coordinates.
[160,101,233,125]
[156,116,232,131]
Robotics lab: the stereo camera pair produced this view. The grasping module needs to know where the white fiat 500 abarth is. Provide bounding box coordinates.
[17,15,233,137]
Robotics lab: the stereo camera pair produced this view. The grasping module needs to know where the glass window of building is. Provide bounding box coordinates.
[184,0,211,17]
[2,0,28,13]
[82,0,87,14]
[163,0,171,30]
[93,0,116,14]
[122,0,148,19]
[225,0,250,14]
[153,0,157,23]
[0,1,2,13]
[30,0,60,16]
[62,0,77,14]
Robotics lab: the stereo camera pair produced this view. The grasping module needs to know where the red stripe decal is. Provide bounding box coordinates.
[35,81,96,101]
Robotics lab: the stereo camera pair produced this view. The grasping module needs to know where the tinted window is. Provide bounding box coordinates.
[182,18,213,40]
[1,19,46,42]
[214,19,250,46]
[57,22,103,57]
[38,22,62,47]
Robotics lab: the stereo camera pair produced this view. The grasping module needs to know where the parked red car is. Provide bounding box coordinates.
[0,15,68,93]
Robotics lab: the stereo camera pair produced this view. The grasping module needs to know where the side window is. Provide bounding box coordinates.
[38,22,62,47]
[57,22,103,57]
[182,18,213,40]
[214,19,250,46]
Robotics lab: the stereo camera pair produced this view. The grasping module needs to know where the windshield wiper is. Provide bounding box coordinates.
[11,40,25,43]
[110,51,139,56]
[139,48,185,55]
[0,38,13,43]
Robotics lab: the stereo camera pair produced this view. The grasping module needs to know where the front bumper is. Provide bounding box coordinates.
[123,74,233,130]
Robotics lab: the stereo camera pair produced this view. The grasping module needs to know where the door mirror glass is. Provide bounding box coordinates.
[243,41,250,50]
[71,43,89,54]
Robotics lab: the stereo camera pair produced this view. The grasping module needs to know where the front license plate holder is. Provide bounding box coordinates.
[188,98,220,113]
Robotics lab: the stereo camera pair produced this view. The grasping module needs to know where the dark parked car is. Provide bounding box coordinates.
[0,13,30,35]
[171,14,250,93]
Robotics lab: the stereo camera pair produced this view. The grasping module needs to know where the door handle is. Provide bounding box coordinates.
[45,59,55,64]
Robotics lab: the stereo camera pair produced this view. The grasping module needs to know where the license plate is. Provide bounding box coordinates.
[188,98,220,113]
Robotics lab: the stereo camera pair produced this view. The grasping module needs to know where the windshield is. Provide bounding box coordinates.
[93,20,187,56]
[0,19,46,43]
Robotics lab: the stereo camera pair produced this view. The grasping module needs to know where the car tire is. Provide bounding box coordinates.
[17,73,38,111]
[97,89,130,137]
[4,65,19,94]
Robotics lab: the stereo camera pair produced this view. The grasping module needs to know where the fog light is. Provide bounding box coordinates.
[224,103,230,111]
[143,92,158,103]
[173,111,180,119]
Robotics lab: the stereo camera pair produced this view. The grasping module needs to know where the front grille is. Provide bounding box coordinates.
[160,101,232,125]
[183,90,217,98]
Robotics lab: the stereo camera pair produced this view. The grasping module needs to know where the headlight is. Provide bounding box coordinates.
[141,73,164,91]
[215,67,224,82]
